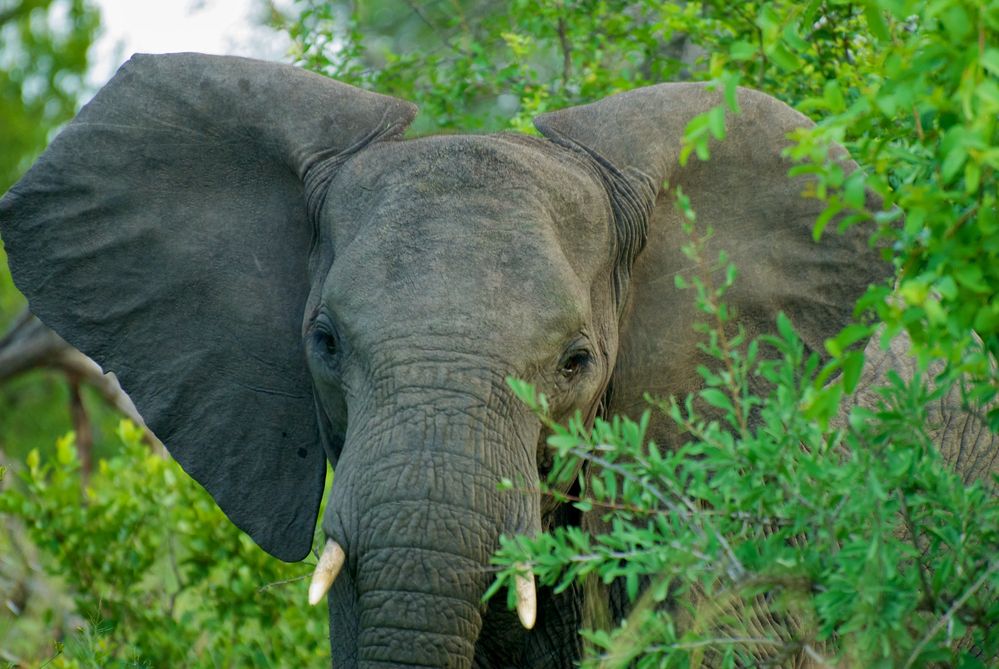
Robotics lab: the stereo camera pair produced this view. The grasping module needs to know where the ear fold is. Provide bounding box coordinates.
[536,83,891,438]
[0,53,416,561]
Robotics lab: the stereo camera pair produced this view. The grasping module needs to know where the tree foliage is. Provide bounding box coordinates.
[0,0,99,194]
[0,0,104,449]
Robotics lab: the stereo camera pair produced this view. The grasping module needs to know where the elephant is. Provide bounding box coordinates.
[2,53,992,668]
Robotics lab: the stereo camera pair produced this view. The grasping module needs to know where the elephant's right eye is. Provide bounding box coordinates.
[316,329,338,357]
[558,348,592,379]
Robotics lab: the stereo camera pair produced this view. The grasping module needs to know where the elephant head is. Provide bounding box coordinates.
[0,54,890,668]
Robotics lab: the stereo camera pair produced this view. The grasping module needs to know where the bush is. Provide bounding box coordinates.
[0,422,329,668]
[489,225,998,666]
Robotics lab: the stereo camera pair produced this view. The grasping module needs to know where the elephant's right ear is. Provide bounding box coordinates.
[536,83,892,441]
[0,53,416,561]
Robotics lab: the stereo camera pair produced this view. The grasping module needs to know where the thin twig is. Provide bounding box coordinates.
[912,106,924,142]
[897,488,934,604]
[257,572,311,593]
[567,445,746,580]
[555,2,572,86]
[402,0,470,57]
[802,643,834,667]
[902,560,998,668]
[166,532,185,616]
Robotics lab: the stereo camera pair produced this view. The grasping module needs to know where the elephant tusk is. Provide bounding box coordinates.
[514,564,537,630]
[308,539,346,606]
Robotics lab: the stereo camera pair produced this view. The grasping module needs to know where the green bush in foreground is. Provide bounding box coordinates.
[489,225,998,667]
[0,422,327,668]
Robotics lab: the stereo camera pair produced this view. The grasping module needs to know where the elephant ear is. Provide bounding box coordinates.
[0,53,416,561]
[535,83,891,438]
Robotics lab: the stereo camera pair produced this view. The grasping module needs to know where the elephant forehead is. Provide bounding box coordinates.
[320,135,612,351]
[325,206,592,351]
[325,133,614,263]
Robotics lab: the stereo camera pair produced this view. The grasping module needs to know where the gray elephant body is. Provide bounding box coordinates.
[842,330,998,485]
[4,53,984,668]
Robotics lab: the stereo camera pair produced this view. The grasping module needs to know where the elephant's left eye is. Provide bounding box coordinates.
[559,349,592,379]
[311,313,340,360]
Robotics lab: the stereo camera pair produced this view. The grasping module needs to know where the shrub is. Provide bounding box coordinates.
[0,422,329,668]
[489,224,998,666]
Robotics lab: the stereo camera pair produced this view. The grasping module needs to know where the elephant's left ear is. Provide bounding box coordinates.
[0,53,417,561]
[535,84,892,430]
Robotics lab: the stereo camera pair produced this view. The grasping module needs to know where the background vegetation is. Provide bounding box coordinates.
[1,0,996,666]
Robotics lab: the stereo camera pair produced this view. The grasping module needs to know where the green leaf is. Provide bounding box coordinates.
[826,324,873,358]
[707,105,726,140]
[824,80,846,113]
[940,4,972,41]
[768,42,800,72]
[802,0,823,25]
[965,161,982,194]
[844,172,867,210]
[56,433,76,465]
[723,73,741,113]
[954,264,989,293]
[813,202,843,241]
[506,377,537,407]
[626,570,639,601]
[776,311,797,343]
[700,388,734,412]
[864,1,890,41]
[782,24,809,52]
[841,351,864,394]
[941,146,968,183]
[982,48,999,76]
[729,40,756,61]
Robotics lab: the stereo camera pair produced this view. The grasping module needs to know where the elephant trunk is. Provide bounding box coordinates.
[327,401,541,668]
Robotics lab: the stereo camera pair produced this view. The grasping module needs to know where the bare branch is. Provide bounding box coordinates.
[67,377,93,483]
[257,572,311,593]
[0,309,161,449]
[556,3,572,86]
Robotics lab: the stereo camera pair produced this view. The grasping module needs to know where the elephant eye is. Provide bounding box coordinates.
[312,312,339,359]
[316,329,338,356]
[559,349,592,379]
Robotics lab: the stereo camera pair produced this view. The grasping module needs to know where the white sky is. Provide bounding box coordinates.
[88,0,292,90]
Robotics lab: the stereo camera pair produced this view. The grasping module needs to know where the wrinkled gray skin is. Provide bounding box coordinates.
[844,330,998,485]
[1,54,994,668]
